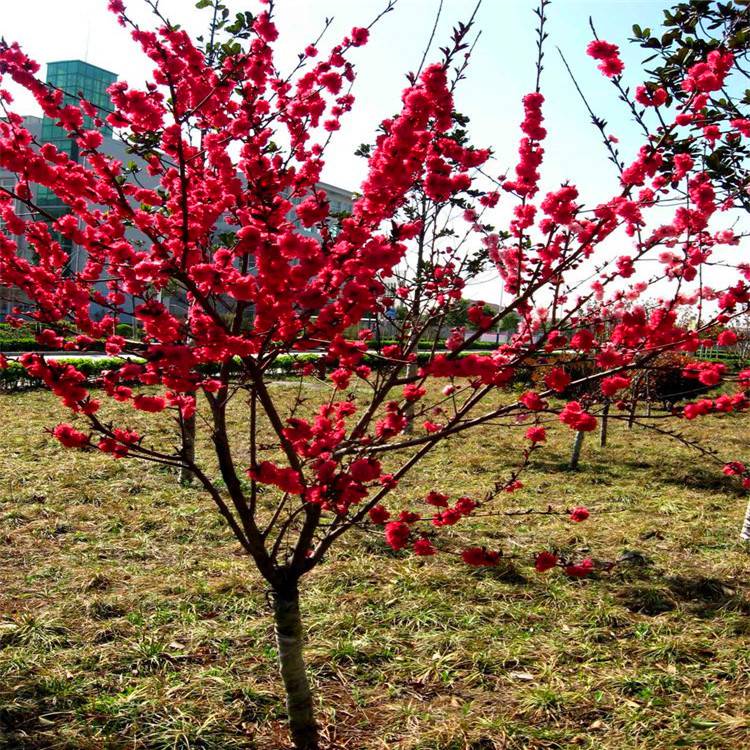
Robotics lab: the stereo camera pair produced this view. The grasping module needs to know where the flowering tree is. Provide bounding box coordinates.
[629,0,750,538]
[631,0,750,206]
[1,1,750,746]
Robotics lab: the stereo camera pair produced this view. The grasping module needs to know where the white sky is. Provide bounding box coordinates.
[2,0,739,306]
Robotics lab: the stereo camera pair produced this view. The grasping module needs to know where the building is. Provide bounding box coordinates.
[38,62,118,268]
[1,60,124,319]
[0,60,354,324]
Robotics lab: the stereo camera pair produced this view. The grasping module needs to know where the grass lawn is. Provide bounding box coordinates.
[0,386,749,749]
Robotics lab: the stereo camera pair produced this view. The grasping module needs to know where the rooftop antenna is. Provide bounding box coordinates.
[84,0,92,61]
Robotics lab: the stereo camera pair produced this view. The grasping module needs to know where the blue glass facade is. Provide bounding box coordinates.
[37,61,117,215]
[35,60,117,270]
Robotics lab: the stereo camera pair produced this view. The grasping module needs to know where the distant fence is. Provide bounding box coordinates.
[695,345,748,372]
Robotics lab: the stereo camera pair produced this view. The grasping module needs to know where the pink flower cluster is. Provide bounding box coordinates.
[586,40,624,77]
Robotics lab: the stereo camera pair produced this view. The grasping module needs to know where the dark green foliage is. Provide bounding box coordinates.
[642,353,712,407]
[633,0,750,205]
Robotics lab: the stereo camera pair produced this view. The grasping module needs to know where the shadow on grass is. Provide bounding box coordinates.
[618,575,750,618]
[652,470,737,494]
[533,450,739,496]
[667,575,750,616]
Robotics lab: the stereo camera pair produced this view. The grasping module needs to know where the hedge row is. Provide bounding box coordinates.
[0,323,120,352]
[0,351,501,392]
[0,348,736,398]
[0,324,41,352]
[0,339,112,352]
[369,339,500,351]
[0,324,104,353]
[0,355,323,391]
[0,357,132,392]
[0,338,501,354]
[0,323,34,340]
[0,338,44,352]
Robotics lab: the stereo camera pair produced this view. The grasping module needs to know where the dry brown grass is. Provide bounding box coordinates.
[1,385,749,749]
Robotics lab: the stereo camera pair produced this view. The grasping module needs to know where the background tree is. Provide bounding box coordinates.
[632,0,750,207]
[2,1,750,747]
[630,0,750,538]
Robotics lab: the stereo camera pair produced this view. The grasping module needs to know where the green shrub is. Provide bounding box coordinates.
[0,350,520,393]
[638,352,711,407]
[0,337,42,352]
[115,323,135,338]
[369,338,500,352]
[0,357,141,392]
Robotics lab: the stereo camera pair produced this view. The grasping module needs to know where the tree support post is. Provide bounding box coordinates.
[179,412,196,486]
[741,497,750,542]
[570,430,585,470]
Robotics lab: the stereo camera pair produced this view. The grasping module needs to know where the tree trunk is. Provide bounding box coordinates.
[403,361,418,434]
[273,585,319,750]
[627,398,637,430]
[741,497,750,542]
[179,413,196,486]
[570,430,585,470]
[599,402,609,448]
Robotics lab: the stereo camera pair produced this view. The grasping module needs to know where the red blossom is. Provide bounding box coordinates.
[350,27,369,47]
[349,457,382,483]
[534,551,558,572]
[520,391,547,411]
[541,184,578,225]
[254,12,279,42]
[525,426,546,443]
[601,375,631,397]
[403,383,426,402]
[586,39,624,77]
[132,394,166,413]
[369,505,390,524]
[425,490,449,507]
[432,507,462,527]
[560,402,597,432]
[682,49,733,93]
[330,368,351,390]
[384,521,410,550]
[249,461,304,495]
[635,85,667,107]
[52,423,89,448]
[412,537,436,556]
[723,461,746,476]
[454,496,476,515]
[564,558,595,578]
[545,367,571,393]
[717,330,737,346]
[569,506,590,522]
[462,547,501,567]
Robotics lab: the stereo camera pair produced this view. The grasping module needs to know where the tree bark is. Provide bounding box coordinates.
[570,430,585,470]
[599,402,609,448]
[627,398,637,430]
[403,361,418,434]
[273,585,319,750]
[741,497,750,542]
[179,412,196,486]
